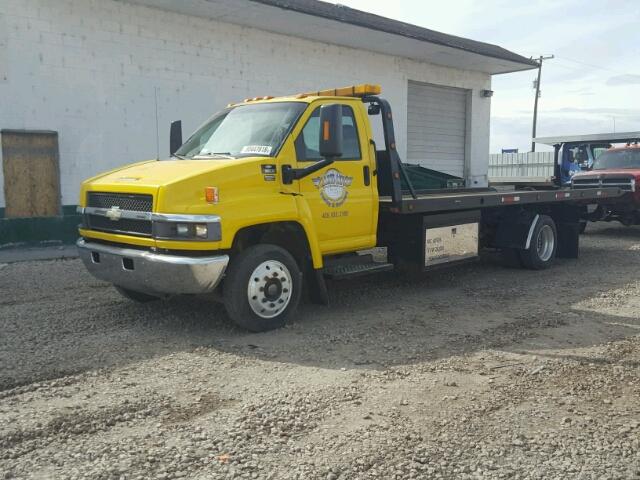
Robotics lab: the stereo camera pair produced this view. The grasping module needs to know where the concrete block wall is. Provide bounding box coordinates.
[0,0,492,209]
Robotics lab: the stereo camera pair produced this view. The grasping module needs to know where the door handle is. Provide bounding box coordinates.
[363,166,371,186]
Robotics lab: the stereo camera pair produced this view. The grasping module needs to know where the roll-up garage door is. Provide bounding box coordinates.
[407,81,468,177]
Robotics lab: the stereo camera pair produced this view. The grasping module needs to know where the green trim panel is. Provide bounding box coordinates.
[0,205,80,246]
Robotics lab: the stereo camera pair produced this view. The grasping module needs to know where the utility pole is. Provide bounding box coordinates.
[531,54,554,152]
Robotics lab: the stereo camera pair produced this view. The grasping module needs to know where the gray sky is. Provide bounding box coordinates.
[336,0,640,152]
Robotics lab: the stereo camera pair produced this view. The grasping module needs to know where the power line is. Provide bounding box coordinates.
[548,61,593,73]
[554,56,635,75]
[519,51,640,76]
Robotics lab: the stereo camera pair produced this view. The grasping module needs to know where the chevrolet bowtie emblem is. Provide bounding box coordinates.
[106,206,122,221]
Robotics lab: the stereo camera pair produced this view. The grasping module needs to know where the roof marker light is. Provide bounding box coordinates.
[238,84,382,104]
[300,84,382,98]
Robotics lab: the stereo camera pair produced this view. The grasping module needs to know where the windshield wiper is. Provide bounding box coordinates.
[194,152,235,159]
[171,153,188,160]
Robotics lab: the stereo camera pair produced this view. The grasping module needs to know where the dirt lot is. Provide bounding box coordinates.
[1,223,639,480]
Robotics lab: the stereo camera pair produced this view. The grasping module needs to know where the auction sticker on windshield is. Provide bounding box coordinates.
[241,145,273,155]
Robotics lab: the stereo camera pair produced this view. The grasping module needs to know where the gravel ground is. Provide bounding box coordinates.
[1,223,639,479]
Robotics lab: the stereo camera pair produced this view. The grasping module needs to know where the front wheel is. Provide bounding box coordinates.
[223,244,302,332]
[518,215,557,270]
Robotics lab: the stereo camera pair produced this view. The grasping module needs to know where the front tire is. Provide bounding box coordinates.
[223,244,302,332]
[518,215,557,270]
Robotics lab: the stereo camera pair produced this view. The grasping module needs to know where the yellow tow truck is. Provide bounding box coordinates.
[77,84,623,331]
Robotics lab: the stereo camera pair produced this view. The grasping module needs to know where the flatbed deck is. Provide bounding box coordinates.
[489,176,554,187]
[379,187,625,214]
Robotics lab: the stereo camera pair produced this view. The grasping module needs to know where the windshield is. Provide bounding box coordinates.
[592,148,640,170]
[176,102,306,158]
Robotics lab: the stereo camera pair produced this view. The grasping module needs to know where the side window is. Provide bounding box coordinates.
[295,105,362,161]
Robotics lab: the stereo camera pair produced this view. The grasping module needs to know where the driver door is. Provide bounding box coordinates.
[293,102,376,254]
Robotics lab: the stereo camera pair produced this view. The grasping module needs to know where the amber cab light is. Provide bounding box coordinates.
[205,186,219,204]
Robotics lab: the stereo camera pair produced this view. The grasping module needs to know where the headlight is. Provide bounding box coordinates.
[153,220,220,241]
[176,224,190,236]
[194,224,208,238]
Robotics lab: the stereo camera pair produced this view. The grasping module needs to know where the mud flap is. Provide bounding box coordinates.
[552,204,581,259]
[492,209,538,250]
[306,268,329,306]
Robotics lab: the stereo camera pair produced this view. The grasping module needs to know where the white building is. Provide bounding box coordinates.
[0,0,536,216]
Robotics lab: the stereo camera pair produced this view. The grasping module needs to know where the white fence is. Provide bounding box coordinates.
[488,152,555,182]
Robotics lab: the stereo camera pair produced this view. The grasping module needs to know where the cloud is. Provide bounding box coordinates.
[337,0,640,153]
[563,88,595,96]
[516,107,640,116]
[606,74,640,86]
[489,114,627,153]
[554,107,640,116]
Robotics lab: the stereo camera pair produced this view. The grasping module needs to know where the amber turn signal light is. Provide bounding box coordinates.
[205,186,219,204]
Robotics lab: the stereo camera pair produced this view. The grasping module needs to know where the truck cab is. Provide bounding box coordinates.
[77,85,383,330]
[559,142,609,185]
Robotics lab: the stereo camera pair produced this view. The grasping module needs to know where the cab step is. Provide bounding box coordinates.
[322,257,394,279]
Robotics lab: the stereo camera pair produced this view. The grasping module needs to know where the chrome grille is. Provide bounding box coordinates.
[84,192,153,237]
[86,215,153,237]
[87,192,152,212]
[572,176,635,192]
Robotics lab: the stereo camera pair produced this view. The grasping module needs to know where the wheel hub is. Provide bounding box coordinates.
[536,224,555,262]
[247,260,292,319]
[263,279,282,300]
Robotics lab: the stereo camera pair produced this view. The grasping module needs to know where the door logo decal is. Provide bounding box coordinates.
[312,168,353,207]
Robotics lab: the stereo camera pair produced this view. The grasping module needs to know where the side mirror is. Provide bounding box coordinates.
[281,104,345,185]
[318,104,343,159]
[170,120,183,156]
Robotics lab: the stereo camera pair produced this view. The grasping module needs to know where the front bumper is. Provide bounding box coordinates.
[77,238,229,295]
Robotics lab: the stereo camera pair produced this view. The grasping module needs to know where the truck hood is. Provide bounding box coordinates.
[89,159,236,188]
[81,156,273,214]
[573,169,640,179]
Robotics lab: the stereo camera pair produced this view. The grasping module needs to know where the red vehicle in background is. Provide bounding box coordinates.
[572,143,640,228]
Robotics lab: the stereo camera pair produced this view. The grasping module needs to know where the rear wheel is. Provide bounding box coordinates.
[223,244,302,332]
[519,215,557,270]
[114,286,159,303]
